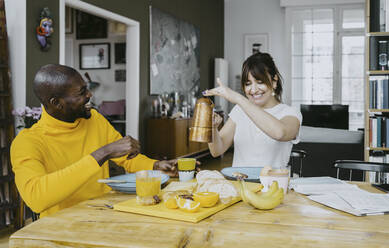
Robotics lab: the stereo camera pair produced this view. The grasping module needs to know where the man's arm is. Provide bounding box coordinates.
[11,137,101,214]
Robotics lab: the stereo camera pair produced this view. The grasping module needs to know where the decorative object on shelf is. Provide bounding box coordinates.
[114,42,126,64]
[76,10,107,39]
[149,7,200,95]
[36,7,53,51]
[12,106,42,130]
[79,43,110,69]
[378,40,388,70]
[65,6,73,34]
[243,33,269,60]
[115,69,126,82]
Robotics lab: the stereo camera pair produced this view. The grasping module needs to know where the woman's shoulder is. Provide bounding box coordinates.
[277,103,302,121]
[278,103,300,112]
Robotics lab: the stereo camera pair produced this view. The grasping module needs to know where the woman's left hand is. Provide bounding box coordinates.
[203,78,241,104]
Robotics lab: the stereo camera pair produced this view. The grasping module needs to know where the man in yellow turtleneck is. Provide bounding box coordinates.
[11,64,177,218]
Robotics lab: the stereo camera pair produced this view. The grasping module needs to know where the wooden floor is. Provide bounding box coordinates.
[0,150,233,247]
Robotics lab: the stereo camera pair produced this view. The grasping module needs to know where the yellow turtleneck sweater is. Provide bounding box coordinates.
[11,108,156,217]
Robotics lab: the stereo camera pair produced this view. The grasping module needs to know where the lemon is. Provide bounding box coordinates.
[193,192,219,207]
[176,196,200,213]
[164,197,178,209]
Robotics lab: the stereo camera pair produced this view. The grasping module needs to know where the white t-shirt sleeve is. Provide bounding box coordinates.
[279,106,302,144]
[228,105,241,124]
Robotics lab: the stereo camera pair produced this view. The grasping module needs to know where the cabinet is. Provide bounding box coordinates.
[146,118,208,160]
[0,0,21,229]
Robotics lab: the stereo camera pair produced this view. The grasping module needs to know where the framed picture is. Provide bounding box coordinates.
[65,6,73,34]
[150,7,200,95]
[115,69,126,82]
[76,10,107,39]
[114,43,126,64]
[79,43,110,70]
[244,33,269,60]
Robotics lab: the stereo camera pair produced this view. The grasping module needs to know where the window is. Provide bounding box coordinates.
[288,5,365,130]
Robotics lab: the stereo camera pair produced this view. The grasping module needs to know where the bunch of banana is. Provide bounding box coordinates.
[238,179,284,210]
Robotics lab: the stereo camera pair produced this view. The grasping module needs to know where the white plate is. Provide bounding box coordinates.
[104,173,170,193]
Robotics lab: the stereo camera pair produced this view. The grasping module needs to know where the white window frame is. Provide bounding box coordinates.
[285,3,365,129]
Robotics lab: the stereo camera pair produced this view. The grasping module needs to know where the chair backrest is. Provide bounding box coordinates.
[290,149,307,159]
[289,149,307,177]
[333,160,389,182]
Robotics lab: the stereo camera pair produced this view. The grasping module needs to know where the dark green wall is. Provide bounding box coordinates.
[26,0,224,147]
[26,0,60,107]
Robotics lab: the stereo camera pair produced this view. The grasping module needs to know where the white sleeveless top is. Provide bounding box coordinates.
[229,104,302,169]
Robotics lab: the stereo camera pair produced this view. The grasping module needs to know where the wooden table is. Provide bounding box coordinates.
[9,183,389,247]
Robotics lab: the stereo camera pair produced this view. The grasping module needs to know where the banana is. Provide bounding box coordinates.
[248,188,284,210]
[258,181,278,198]
[237,178,250,204]
[239,179,284,210]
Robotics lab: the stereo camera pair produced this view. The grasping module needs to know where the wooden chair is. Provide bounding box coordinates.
[333,160,389,182]
[289,149,307,177]
[21,200,39,225]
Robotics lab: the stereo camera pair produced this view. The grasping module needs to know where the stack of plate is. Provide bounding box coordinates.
[104,173,170,193]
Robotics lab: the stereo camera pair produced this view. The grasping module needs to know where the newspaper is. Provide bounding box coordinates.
[290,177,389,216]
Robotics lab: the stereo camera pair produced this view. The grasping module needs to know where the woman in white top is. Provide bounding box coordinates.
[203,52,302,168]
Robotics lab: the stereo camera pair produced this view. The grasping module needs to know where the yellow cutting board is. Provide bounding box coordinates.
[113,181,262,223]
[113,197,241,223]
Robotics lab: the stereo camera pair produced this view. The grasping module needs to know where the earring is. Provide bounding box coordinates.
[271,92,275,96]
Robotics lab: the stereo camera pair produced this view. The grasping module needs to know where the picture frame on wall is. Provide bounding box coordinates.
[115,69,126,82]
[65,6,73,34]
[76,10,107,39]
[79,43,110,70]
[114,43,126,64]
[243,33,269,60]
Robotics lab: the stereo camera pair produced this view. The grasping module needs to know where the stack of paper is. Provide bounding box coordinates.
[290,177,389,216]
[290,177,359,195]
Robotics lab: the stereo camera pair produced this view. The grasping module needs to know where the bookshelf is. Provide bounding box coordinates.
[0,0,22,229]
[365,0,389,177]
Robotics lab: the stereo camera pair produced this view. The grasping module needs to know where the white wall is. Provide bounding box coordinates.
[225,0,288,104]
[65,17,126,106]
[5,0,26,110]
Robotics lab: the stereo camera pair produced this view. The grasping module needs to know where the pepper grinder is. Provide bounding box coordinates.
[189,97,214,143]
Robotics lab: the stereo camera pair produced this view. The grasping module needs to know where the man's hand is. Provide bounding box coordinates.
[153,159,178,177]
[91,136,140,166]
[153,159,202,177]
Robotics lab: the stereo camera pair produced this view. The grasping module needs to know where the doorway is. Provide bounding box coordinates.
[59,0,140,139]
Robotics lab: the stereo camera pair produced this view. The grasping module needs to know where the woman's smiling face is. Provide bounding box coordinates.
[244,72,277,108]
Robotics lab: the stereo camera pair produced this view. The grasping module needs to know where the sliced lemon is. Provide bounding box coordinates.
[193,192,219,207]
[176,196,200,213]
[164,197,178,209]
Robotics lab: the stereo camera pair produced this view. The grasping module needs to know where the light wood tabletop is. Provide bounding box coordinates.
[9,183,389,248]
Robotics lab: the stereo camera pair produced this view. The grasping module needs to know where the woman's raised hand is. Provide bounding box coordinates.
[203,78,241,104]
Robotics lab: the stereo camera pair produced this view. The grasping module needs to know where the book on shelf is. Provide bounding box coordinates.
[368,150,389,184]
[371,0,389,32]
[369,76,389,109]
[369,115,389,147]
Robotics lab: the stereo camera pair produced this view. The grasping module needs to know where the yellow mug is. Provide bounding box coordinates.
[177,158,196,181]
